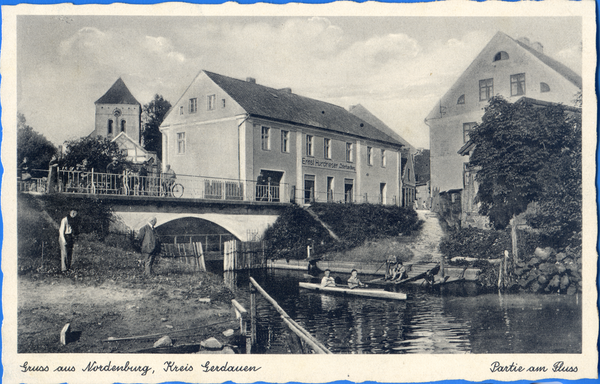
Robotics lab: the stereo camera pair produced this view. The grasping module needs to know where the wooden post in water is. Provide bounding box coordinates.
[250,281,257,347]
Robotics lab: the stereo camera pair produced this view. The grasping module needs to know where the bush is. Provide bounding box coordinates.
[263,203,423,260]
[104,232,136,252]
[310,203,422,247]
[440,227,540,261]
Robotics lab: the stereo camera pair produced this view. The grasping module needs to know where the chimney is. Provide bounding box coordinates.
[517,37,531,46]
[531,42,544,54]
[279,87,292,94]
[246,77,256,84]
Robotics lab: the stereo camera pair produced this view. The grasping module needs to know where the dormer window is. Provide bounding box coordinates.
[493,51,509,61]
[540,82,551,93]
[457,94,465,104]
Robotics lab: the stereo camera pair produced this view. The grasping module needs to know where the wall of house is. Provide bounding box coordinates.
[251,118,298,196]
[428,34,580,195]
[355,138,401,205]
[160,72,248,177]
[165,119,240,179]
[94,103,141,142]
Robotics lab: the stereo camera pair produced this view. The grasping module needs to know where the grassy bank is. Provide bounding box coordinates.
[17,194,238,353]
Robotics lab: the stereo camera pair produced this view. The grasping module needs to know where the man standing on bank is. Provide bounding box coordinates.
[59,210,78,272]
[138,217,159,276]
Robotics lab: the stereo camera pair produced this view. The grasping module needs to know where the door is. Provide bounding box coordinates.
[304,175,315,204]
[327,177,334,202]
[344,179,354,203]
[380,183,387,204]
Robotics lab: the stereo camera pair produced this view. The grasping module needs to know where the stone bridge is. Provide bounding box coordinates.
[56,193,288,241]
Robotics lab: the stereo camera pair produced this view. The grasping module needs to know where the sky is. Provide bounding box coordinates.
[17,15,582,149]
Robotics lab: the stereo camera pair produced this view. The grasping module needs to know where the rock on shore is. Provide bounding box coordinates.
[512,247,581,294]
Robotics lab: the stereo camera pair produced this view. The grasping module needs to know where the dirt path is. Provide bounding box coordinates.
[405,210,445,263]
[18,277,238,354]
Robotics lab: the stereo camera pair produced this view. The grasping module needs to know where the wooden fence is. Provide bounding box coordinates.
[223,240,266,271]
[161,242,207,271]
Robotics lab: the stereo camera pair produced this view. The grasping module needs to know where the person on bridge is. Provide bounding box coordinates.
[162,165,176,195]
[321,269,336,287]
[138,217,159,276]
[59,210,78,272]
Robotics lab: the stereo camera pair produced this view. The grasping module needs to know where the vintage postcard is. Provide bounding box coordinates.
[1,1,597,383]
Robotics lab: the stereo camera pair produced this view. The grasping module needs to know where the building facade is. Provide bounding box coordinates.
[159,70,406,205]
[425,32,581,227]
[348,104,416,208]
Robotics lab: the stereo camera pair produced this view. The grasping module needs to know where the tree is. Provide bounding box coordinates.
[469,96,581,234]
[141,94,171,160]
[60,136,126,172]
[17,113,57,171]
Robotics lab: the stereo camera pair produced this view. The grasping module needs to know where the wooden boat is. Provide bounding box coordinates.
[299,282,407,300]
[367,264,441,287]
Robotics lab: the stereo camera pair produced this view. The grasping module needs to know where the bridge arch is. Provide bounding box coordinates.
[113,211,279,241]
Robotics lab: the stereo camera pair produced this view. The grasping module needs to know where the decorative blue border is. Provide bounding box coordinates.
[1,1,597,384]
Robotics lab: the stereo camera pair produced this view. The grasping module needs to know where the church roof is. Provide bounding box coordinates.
[95,78,140,105]
[203,71,404,147]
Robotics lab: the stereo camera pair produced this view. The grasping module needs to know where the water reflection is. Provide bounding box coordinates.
[228,269,581,354]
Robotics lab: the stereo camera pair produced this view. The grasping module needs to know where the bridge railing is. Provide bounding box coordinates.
[55,169,289,203]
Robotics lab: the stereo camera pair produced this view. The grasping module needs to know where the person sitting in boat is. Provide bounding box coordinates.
[385,254,398,280]
[391,261,407,281]
[321,269,336,287]
[347,269,365,289]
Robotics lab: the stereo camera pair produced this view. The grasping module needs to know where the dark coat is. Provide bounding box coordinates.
[138,223,158,254]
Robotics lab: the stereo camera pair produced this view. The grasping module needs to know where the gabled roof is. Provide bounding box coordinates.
[426,31,581,121]
[95,78,140,105]
[203,71,403,147]
[513,38,582,89]
[348,104,415,152]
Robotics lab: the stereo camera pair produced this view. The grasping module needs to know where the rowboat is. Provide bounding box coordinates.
[367,264,441,287]
[299,282,407,300]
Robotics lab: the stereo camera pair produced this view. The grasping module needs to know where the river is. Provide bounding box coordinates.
[223,268,581,354]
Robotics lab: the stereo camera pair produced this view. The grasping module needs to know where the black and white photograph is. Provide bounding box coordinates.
[2,2,597,383]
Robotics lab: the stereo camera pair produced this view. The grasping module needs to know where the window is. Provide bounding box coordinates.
[189,98,197,113]
[324,138,332,159]
[179,106,184,115]
[207,94,216,110]
[306,135,314,156]
[346,143,353,162]
[493,51,509,61]
[463,122,477,143]
[121,120,126,133]
[222,99,226,108]
[367,146,373,166]
[281,130,289,153]
[457,94,465,104]
[540,82,551,93]
[381,149,386,167]
[177,132,186,154]
[107,120,113,135]
[511,73,526,96]
[261,127,271,150]
[479,78,493,101]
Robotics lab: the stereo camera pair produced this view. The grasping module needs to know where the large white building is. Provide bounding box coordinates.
[159,70,411,206]
[425,32,581,227]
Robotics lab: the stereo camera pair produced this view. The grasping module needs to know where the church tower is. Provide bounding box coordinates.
[94,78,141,143]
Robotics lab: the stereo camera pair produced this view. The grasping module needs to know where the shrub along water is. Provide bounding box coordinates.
[440,227,581,294]
[263,203,423,260]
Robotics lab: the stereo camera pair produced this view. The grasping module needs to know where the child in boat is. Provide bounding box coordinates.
[347,269,365,289]
[385,254,398,280]
[391,262,407,281]
[321,269,336,287]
